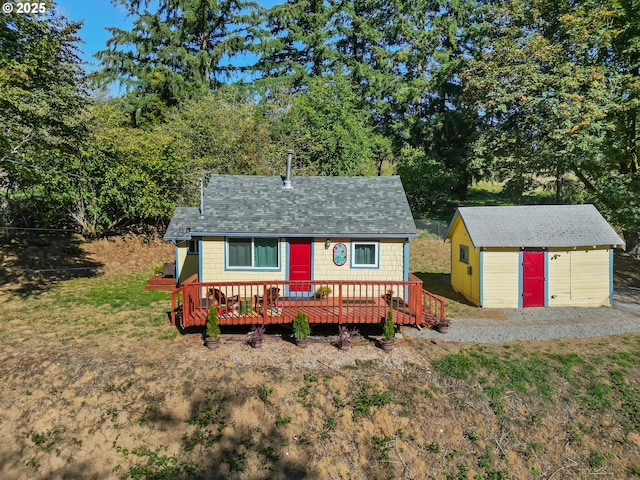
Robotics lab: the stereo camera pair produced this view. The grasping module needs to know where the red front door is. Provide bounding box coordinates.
[522,250,545,307]
[289,238,312,292]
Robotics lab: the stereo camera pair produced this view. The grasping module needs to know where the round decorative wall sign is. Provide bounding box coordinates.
[333,243,347,266]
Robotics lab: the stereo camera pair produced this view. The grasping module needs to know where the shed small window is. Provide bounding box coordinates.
[459,245,469,264]
[227,238,279,269]
[187,240,199,255]
[352,241,379,268]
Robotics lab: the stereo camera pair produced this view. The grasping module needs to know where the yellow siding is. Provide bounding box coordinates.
[313,238,404,281]
[449,217,481,305]
[187,237,405,298]
[482,250,520,308]
[314,238,405,298]
[548,248,610,307]
[176,241,199,283]
[200,237,287,283]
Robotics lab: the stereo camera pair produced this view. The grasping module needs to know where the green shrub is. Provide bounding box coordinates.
[292,311,310,341]
[206,308,220,339]
[383,303,395,341]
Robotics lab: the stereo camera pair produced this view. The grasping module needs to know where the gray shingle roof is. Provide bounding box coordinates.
[164,175,417,240]
[447,205,624,248]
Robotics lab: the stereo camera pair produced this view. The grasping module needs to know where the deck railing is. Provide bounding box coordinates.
[170,277,445,330]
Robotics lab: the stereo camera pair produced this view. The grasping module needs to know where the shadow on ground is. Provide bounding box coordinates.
[411,272,474,306]
[0,231,103,297]
[614,250,640,287]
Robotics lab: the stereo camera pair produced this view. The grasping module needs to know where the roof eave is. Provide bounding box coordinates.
[186,231,418,239]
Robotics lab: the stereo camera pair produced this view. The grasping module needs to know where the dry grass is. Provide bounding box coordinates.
[1,234,640,479]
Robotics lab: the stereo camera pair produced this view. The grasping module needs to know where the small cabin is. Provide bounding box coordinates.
[164,174,417,290]
[446,205,625,308]
[162,171,446,328]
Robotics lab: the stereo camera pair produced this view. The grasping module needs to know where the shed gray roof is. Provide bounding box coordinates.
[164,175,417,240]
[447,205,624,248]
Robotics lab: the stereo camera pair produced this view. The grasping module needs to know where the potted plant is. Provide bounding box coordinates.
[292,311,311,348]
[435,317,451,334]
[315,286,332,299]
[248,324,265,348]
[204,307,221,349]
[381,303,395,352]
[337,326,360,351]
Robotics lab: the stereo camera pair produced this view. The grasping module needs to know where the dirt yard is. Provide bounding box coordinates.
[1,233,639,479]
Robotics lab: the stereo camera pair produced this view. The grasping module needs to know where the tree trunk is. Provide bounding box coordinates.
[623,230,640,256]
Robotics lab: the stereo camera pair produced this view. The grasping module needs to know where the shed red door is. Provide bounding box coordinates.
[522,250,545,307]
[289,238,312,292]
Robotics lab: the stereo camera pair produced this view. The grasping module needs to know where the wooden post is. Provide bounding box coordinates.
[262,283,267,325]
[338,283,343,324]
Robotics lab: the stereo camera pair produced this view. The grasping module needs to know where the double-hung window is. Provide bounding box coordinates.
[352,241,379,268]
[227,238,279,269]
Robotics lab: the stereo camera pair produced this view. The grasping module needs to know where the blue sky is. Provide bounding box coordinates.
[55,0,282,72]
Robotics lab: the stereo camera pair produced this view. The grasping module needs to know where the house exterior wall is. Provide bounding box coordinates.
[176,240,199,284]
[547,247,611,307]
[481,249,520,308]
[448,235,613,308]
[313,238,406,298]
[449,218,481,305]
[200,237,287,282]
[178,237,407,296]
[312,238,404,281]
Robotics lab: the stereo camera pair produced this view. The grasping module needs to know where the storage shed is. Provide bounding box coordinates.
[446,205,625,308]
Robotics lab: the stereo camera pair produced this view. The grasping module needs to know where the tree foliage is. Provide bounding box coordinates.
[0,7,86,189]
[163,91,278,177]
[250,0,335,90]
[93,0,260,125]
[267,75,378,176]
[3,0,640,252]
[463,0,640,252]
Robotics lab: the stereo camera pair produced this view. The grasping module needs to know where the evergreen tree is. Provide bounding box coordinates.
[94,0,260,125]
[251,0,336,91]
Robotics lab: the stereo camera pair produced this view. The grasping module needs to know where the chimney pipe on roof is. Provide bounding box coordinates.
[198,178,204,219]
[283,149,294,189]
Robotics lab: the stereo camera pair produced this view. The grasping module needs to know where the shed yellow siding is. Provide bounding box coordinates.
[481,249,520,308]
[548,247,611,306]
[449,217,481,305]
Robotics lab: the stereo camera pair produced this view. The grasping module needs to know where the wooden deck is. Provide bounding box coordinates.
[145,276,176,291]
[170,276,445,330]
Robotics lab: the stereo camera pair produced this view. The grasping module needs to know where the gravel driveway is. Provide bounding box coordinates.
[406,287,640,343]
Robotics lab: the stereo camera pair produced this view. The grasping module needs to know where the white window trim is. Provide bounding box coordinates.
[226,237,280,270]
[351,241,379,268]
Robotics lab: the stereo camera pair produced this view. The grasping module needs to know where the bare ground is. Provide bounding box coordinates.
[1,234,639,479]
